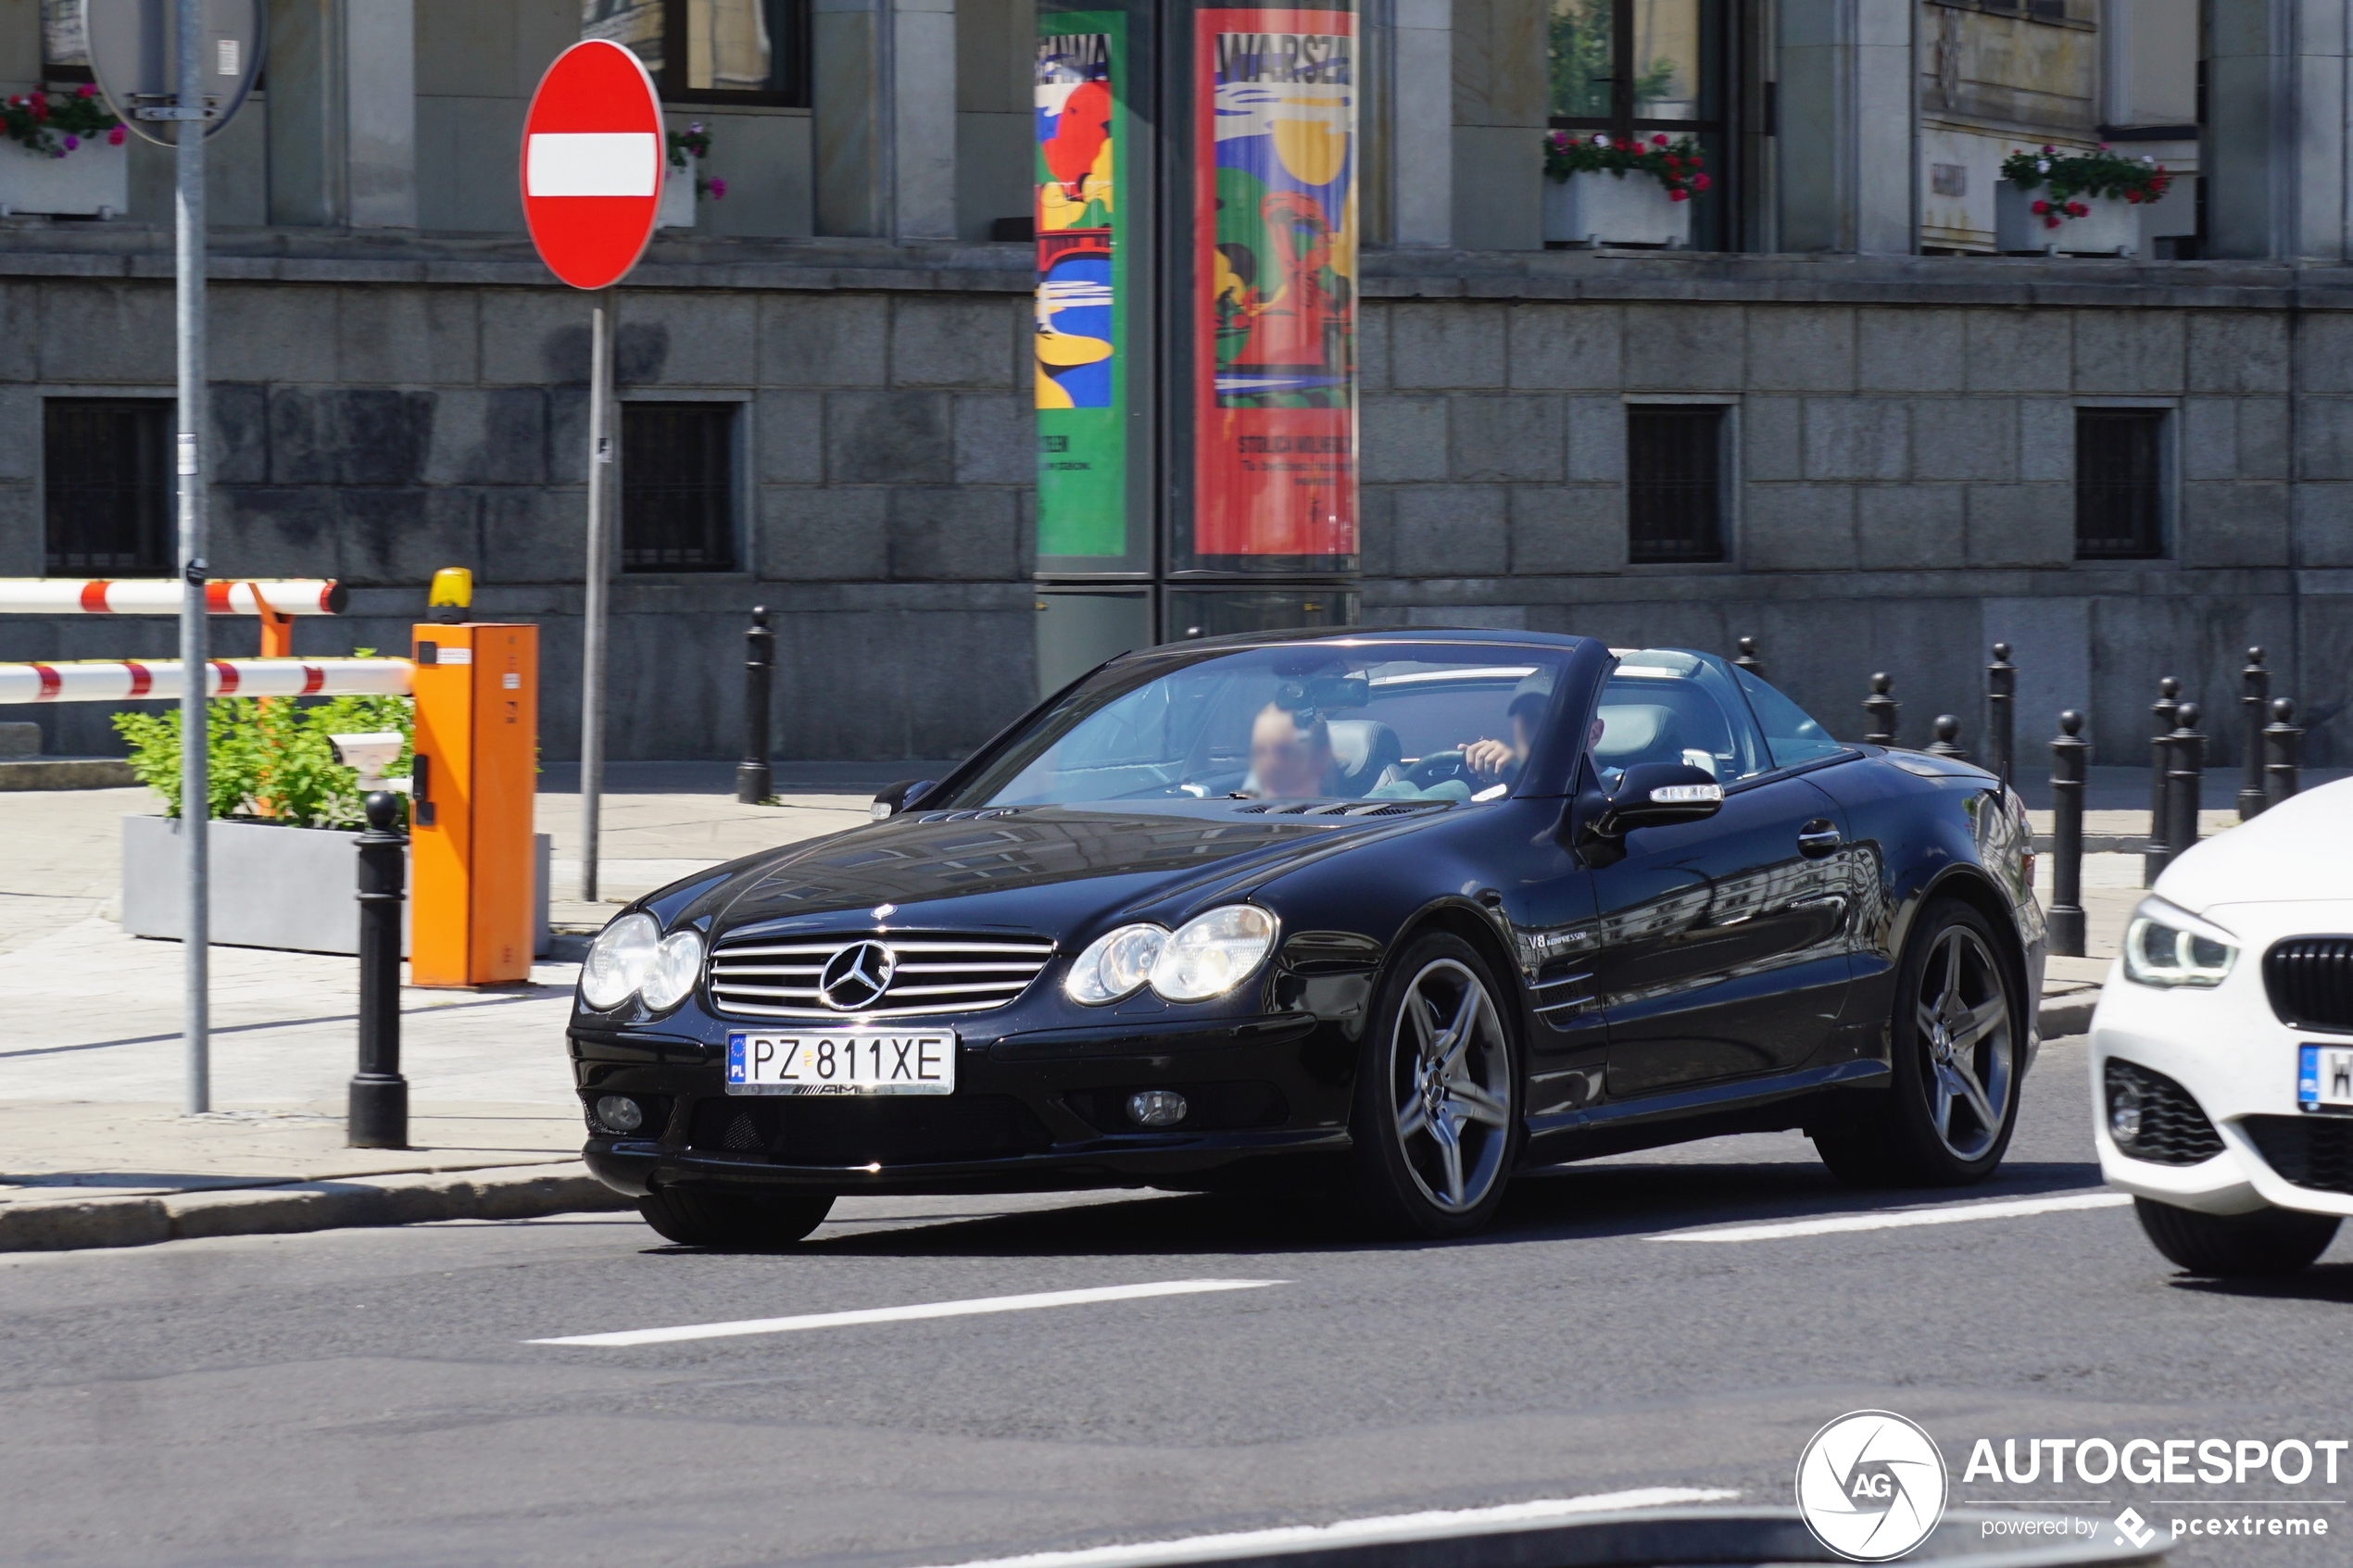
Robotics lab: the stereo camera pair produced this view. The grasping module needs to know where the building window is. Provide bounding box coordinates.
[1548,0,1734,249]
[583,0,811,107]
[621,403,738,572]
[40,0,92,81]
[2075,408,2167,560]
[1626,405,1725,564]
[44,400,170,574]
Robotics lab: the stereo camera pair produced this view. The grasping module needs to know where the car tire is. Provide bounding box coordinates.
[1345,933,1522,1239]
[2133,1198,2341,1277]
[635,1185,836,1248]
[1813,897,2023,1188]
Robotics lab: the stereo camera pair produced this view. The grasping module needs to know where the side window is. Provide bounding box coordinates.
[1592,651,1768,784]
[1735,668,1848,771]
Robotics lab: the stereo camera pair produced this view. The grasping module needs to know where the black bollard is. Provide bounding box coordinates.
[349,791,409,1150]
[736,607,774,805]
[1734,636,1764,679]
[2238,647,2270,821]
[1986,642,2016,785]
[2160,702,2205,877]
[2265,697,2304,809]
[2048,711,2088,958]
[1864,673,1900,746]
[2144,676,2181,885]
[1928,714,1969,760]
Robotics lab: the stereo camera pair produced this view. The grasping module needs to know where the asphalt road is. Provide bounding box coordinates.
[4,1038,2348,1568]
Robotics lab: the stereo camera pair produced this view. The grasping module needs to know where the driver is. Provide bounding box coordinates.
[1247,702,1335,799]
[1460,688,1550,786]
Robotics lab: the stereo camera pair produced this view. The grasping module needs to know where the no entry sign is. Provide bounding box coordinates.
[521,40,664,291]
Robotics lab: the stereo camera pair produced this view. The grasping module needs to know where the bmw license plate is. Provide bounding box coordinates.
[2297,1044,2353,1113]
[725,1031,956,1096]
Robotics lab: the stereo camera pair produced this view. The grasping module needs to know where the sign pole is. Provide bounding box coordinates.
[579,290,612,905]
[173,0,210,1114]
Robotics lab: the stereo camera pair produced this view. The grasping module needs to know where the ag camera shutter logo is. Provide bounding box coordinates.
[1795,1410,1950,1562]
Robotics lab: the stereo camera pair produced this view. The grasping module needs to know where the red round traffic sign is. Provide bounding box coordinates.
[520,40,665,292]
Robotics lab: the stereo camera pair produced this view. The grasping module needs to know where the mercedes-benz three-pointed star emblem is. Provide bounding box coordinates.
[818,940,898,1011]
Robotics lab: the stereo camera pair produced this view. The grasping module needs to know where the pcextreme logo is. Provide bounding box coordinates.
[1795,1411,1951,1562]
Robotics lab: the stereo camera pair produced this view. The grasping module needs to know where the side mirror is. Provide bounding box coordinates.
[1591,761,1723,841]
[871,778,939,821]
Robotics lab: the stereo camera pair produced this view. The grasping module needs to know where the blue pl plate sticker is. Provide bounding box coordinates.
[2299,1044,2353,1110]
[727,1034,748,1085]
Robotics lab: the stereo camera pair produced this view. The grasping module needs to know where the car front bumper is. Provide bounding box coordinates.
[2089,909,2353,1222]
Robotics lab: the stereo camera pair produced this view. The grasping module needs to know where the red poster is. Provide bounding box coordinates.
[1192,10,1358,558]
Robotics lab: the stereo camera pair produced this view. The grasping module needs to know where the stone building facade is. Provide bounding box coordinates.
[0,0,2347,769]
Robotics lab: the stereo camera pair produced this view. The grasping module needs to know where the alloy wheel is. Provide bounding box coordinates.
[1913,925,2014,1162]
[1387,958,1515,1213]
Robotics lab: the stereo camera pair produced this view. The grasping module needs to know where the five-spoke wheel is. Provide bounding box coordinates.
[1350,935,1520,1236]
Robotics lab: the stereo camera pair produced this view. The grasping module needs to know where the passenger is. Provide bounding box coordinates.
[1247,703,1335,799]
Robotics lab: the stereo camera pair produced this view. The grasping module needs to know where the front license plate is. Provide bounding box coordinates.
[2297,1044,2353,1113]
[725,1031,956,1096]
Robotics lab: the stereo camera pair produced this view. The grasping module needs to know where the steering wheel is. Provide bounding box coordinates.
[1403,749,1469,790]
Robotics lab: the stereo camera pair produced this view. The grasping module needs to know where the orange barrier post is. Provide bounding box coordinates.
[408,621,539,987]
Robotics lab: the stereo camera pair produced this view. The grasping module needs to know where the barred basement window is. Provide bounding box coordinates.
[1626,404,1725,564]
[621,403,737,572]
[2075,408,2167,560]
[44,399,170,573]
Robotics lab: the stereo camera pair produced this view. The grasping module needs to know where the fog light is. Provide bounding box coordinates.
[2107,1081,2143,1146]
[595,1095,646,1135]
[1126,1090,1188,1128]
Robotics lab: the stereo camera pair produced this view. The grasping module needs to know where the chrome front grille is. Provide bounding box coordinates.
[708,932,1059,1020]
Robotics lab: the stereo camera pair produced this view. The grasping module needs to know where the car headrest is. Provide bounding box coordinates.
[1592,704,1673,759]
[1326,720,1403,796]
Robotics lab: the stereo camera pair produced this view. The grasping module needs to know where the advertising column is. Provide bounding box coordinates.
[1165,0,1359,639]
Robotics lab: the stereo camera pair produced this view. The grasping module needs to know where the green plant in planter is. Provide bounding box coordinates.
[2,84,127,158]
[2001,144,2172,229]
[113,679,414,829]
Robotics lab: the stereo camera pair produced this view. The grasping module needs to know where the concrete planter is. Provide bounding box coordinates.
[658,162,696,229]
[121,816,551,959]
[0,138,126,218]
[1543,169,1690,248]
[1995,182,2138,257]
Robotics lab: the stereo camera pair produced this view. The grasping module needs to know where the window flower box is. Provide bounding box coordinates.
[1995,144,2172,257]
[657,121,725,231]
[0,135,125,218]
[1541,132,1705,249]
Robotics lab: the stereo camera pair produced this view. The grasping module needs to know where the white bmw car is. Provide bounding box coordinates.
[2091,776,2353,1275]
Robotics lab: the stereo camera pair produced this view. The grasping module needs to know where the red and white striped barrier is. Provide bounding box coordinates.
[0,579,348,616]
[0,658,412,705]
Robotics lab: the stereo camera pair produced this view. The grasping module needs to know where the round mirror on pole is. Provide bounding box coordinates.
[82,0,267,147]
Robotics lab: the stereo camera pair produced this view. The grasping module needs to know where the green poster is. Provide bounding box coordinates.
[1035,21,1128,558]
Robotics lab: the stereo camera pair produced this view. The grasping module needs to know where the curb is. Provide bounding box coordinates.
[2038,991,2099,1039]
[0,757,138,791]
[0,1160,634,1254]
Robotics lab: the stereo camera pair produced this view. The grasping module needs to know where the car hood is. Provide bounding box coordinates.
[690,804,1418,937]
[2155,775,2353,916]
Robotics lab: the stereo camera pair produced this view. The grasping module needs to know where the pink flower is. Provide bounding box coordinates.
[2045,216,2061,229]
[77,83,94,98]
[1668,188,1689,203]
[62,134,77,150]
[708,177,726,199]
[1692,173,1711,192]
[2066,200,2087,217]
[1652,133,1667,146]
[107,125,125,145]
[2030,199,2049,215]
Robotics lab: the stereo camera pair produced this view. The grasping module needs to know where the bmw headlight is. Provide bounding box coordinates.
[1149,906,1277,1002]
[639,929,705,1011]
[2121,897,2239,989]
[1064,922,1168,1005]
[581,912,661,1010]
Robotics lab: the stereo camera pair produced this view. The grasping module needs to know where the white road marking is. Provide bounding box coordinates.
[908,1489,1744,1568]
[1652,1190,2133,1243]
[528,1277,1287,1348]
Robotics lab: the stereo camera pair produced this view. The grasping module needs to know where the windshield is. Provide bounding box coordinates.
[941,643,1579,808]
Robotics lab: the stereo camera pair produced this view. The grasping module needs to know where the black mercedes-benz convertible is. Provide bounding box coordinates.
[572,629,2045,1244]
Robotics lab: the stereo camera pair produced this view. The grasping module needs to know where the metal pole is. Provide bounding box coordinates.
[2162,703,2203,875]
[348,792,409,1148]
[2238,646,2269,820]
[1986,642,2015,786]
[2265,697,2303,809]
[736,606,774,805]
[1733,637,1764,679]
[174,0,210,1115]
[2048,710,2088,958]
[579,293,613,903]
[2143,676,2180,888]
[1863,672,1899,747]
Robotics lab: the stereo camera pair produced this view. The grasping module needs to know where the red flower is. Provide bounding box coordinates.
[1664,156,1681,171]
[2045,215,2062,229]
[2031,199,2049,215]
[76,83,94,98]
[2066,200,2087,217]
[1668,187,1689,203]
[1692,173,1711,192]
[2125,190,2141,204]
[1652,132,1668,146]
[107,125,125,145]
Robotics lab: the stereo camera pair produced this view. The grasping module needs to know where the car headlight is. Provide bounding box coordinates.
[639,929,705,1011]
[2121,897,2239,988]
[1065,922,1168,1005]
[581,912,661,1010]
[1149,906,1277,1002]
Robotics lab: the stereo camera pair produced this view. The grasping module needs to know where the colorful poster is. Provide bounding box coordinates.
[1035,26,1126,558]
[1193,11,1358,558]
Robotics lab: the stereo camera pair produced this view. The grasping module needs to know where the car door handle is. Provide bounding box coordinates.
[1797,821,1842,858]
